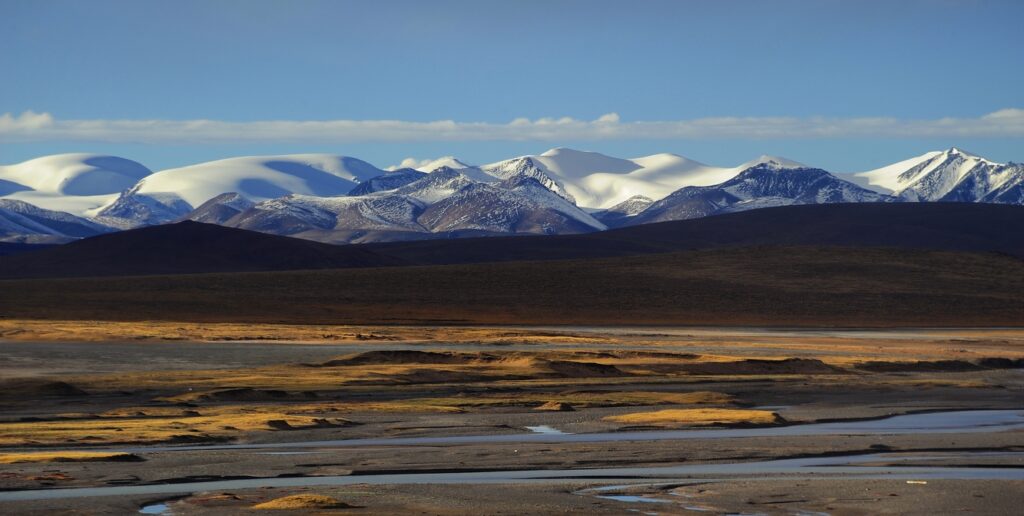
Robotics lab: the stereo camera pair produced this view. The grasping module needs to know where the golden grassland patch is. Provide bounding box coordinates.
[879,378,994,389]
[54,351,856,395]
[251,494,351,510]
[5,320,1023,363]
[68,360,607,392]
[0,389,745,447]
[414,390,734,409]
[0,400,476,446]
[604,408,782,427]
[0,320,613,346]
[0,412,353,447]
[0,451,141,464]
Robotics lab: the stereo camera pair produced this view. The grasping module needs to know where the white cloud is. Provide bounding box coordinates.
[1,110,1022,144]
[982,108,1024,120]
[0,110,54,131]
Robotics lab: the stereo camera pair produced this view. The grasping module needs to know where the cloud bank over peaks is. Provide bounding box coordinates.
[1,109,1023,144]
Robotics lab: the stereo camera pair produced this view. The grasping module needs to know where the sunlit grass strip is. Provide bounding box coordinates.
[0,451,142,463]
[604,408,782,426]
[252,494,351,510]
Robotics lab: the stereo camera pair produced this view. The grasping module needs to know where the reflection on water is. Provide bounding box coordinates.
[596,495,671,503]
[525,425,567,435]
[138,503,168,514]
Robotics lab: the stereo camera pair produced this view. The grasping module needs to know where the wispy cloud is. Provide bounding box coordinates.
[2,109,1023,144]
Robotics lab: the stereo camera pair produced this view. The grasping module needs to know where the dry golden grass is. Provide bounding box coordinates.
[0,319,612,346]
[604,408,782,427]
[0,411,353,447]
[51,349,859,396]
[0,390,743,447]
[0,398,483,446]
[413,390,734,409]
[536,401,573,411]
[251,494,351,510]
[0,451,140,464]
[4,320,1022,367]
[878,378,993,389]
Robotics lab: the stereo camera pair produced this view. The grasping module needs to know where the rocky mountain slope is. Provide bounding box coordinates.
[850,148,1024,203]
[0,199,112,243]
[204,168,605,243]
[629,160,891,226]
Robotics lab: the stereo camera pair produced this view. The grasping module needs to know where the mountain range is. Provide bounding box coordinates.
[4,203,1024,328]
[4,202,1023,279]
[0,147,1020,244]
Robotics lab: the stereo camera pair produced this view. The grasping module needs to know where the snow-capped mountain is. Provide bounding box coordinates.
[419,176,604,234]
[229,192,426,239]
[850,148,1024,203]
[194,167,604,243]
[481,148,781,209]
[93,154,388,228]
[592,195,655,228]
[629,161,890,226]
[414,157,472,172]
[0,147,1021,245]
[0,199,112,243]
[135,154,385,207]
[93,184,195,229]
[393,167,478,203]
[481,156,577,203]
[183,193,258,225]
[347,169,427,196]
[0,153,152,217]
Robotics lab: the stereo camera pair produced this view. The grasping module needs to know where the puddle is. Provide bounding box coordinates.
[525,425,567,435]
[138,503,169,514]
[597,495,672,503]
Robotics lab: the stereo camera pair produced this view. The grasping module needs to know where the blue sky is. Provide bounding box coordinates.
[1,0,1022,171]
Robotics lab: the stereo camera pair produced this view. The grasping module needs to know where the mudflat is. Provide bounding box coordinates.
[0,325,1021,514]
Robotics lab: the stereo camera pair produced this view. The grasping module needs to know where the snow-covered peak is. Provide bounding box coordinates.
[603,195,654,216]
[532,147,640,178]
[394,166,476,203]
[131,154,385,208]
[481,156,576,203]
[0,153,151,196]
[0,153,152,218]
[851,148,1008,198]
[849,151,943,193]
[948,147,975,158]
[944,147,1000,166]
[488,149,763,208]
[629,153,708,171]
[414,156,472,172]
[739,155,807,171]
